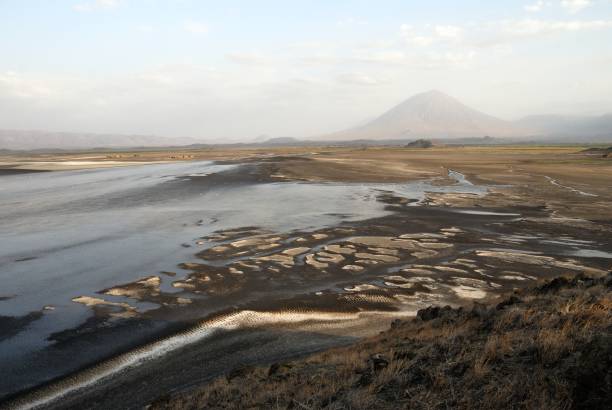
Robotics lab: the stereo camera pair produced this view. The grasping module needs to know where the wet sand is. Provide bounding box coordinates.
[1,146,611,409]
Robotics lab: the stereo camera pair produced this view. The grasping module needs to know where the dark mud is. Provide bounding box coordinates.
[0,311,43,343]
[0,168,49,176]
[1,160,611,410]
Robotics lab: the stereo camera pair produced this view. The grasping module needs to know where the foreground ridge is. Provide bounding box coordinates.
[151,273,612,410]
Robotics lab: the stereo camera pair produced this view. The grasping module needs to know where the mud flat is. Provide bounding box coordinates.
[1,146,611,409]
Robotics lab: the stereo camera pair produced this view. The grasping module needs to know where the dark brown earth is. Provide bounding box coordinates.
[1,146,611,409]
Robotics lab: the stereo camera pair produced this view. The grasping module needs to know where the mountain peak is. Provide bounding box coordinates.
[418,89,450,98]
[401,90,462,106]
[319,90,530,140]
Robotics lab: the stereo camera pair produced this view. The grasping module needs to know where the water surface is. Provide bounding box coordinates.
[0,161,485,398]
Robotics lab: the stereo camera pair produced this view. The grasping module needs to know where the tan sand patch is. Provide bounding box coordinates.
[236,261,261,271]
[433,266,469,274]
[384,275,411,282]
[411,250,438,259]
[356,259,380,265]
[501,271,537,280]
[368,247,400,256]
[418,242,453,250]
[342,264,364,273]
[72,296,137,318]
[399,233,447,239]
[354,252,400,262]
[450,285,487,299]
[344,284,379,292]
[348,236,419,249]
[315,251,345,263]
[324,244,356,255]
[104,276,161,299]
[500,275,528,281]
[305,254,328,269]
[256,254,295,267]
[452,259,478,268]
[384,281,413,289]
[256,243,281,250]
[172,280,196,290]
[231,236,281,248]
[282,247,310,256]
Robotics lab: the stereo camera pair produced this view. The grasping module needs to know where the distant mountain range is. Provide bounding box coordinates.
[318,90,530,140]
[515,114,612,139]
[1,91,611,150]
[317,90,612,142]
[0,130,199,151]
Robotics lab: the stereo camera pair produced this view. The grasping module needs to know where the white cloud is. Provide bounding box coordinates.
[336,73,385,86]
[524,1,549,12]
[407,36,435,47]
[399,17,612,51]
[401,24,464,47]
[137,72,176,86]
[356,40,396,50]
[299,54,341,65]
[434,25,464,39]
[561,0,593,14]
[5,6,612,140]
[434,51,476,68]
[354,50,407,64]
[226,52,269,65]
[183,20,208,34]
[73,0,120,12]
[401,25,433,47]
[0,71,54,99]
[501,19,612,36]
[524,1,593,14]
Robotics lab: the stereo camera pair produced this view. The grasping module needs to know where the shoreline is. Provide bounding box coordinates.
[1,147,611,408]
[3,309,410,410]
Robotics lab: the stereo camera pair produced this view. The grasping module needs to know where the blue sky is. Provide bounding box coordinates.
[1,0,611,140]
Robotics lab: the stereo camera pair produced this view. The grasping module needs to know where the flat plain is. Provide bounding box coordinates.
[1,145,610,409]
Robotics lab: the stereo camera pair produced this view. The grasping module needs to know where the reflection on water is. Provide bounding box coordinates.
[0,162,485,315]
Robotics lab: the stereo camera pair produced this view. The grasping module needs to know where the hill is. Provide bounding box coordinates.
[515,114,612,141]
[318,90,530,141]
[0,129,199,150]
[152,273,612,410]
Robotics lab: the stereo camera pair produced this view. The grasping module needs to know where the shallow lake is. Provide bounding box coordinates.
[0,160,485,398]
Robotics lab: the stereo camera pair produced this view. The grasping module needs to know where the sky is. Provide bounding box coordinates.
[1,0,612,141]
